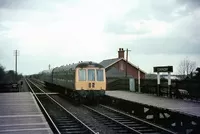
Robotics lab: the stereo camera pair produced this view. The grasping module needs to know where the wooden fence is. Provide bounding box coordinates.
[106,77,200,99]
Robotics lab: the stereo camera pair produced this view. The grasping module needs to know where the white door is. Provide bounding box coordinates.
[129,78,135,92]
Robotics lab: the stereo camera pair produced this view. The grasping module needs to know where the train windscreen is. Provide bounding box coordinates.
[88,69,95,81]
[96,69,104,81]
[79,69,86,81]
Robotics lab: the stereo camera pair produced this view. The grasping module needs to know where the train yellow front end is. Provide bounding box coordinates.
[75,63,106,99]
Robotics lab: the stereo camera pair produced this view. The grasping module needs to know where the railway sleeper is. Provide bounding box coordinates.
[104,122,116,125]
[121,121,140,124]
[112,127,127,130]
[56,118,77,121]
[132,126,149,129]
[97,119,111,123]
[56,119,76,122]
[123,123,143,127]
[111,116,126,119]
[56,122,79,125]
[56,120,76,123]
[107,124,120,127]
[142,133,161,134]
[61,129,88,133]
[113,118,131,121]
[62,127,85,131]
[56,117,73,120]
[58,125,82,128]
[116,130,132,134]
[139,129,158,133]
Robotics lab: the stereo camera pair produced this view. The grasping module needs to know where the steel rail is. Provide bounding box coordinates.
[100,104,176,134]
[83,104,142,134]
[25,78,61,134]
[27,78,96,134]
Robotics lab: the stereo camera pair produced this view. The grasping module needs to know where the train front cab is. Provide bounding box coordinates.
[75,67,106,98]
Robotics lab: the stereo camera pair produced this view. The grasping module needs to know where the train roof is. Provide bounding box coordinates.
[76,61,104,68]
[38,61,104,74]
[53,61,104,72]
[39,68,54,74]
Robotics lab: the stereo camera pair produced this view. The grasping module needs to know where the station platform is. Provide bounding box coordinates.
[105,90,200,117]
[0,92,53,134]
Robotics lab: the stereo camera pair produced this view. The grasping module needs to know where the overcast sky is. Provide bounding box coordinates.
[0,0,199,75]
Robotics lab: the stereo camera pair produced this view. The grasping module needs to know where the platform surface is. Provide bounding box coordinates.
[0,92,53,134]
[106,90,200,117]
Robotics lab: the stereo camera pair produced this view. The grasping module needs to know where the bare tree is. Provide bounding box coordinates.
[177,58,197,79]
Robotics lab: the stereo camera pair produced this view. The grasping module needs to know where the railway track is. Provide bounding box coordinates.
[26,78,176,134]
[32,78,46,86]
[83,104,176,134]
[25,78,96,134]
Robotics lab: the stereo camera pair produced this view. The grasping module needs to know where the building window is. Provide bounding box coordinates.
[120,62,124,70]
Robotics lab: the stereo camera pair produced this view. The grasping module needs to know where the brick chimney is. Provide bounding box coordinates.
[118,48,125,59]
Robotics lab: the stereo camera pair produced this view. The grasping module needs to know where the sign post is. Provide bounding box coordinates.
[168,72,172,98]
[157,72,160,96]
[153,66,173,97]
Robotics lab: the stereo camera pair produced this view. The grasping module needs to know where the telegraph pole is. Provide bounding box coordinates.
[125,48,131,77]
[138,66,141,93]
[14,50,19,82]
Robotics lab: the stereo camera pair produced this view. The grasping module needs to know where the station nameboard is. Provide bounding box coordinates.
[153,66,173,73]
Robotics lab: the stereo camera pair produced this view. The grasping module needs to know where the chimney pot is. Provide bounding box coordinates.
[118,48,124,59]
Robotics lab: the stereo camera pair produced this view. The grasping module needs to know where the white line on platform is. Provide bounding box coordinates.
[0,104,36,105]
[0,122,49,127]
[0,128,52,132]
[0,114,44,118]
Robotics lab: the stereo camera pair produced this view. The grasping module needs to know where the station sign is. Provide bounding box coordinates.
[153,66,173,73]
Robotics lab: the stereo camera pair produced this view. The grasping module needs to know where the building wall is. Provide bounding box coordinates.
[108,60,145,79]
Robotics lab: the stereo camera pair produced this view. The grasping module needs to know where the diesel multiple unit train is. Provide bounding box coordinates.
[32,61,106,102]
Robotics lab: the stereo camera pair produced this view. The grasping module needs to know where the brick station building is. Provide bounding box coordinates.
[99,48,146,79]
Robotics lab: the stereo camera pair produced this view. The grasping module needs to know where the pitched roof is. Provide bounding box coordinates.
[99,58,146,74]
[99,58,119,68]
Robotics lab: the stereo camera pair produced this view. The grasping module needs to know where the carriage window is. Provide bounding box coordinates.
[97,69,104,81]
[79,69,86,81]
[88,69,95,81]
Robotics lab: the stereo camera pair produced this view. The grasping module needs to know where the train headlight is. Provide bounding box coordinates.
[92,83,95,88]
[89,83,91,88]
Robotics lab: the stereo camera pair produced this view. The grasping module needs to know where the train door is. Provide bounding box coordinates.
[87,68,96,89]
